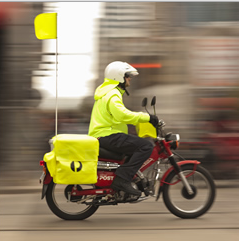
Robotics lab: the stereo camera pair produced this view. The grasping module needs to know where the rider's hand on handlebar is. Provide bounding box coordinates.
[149,114,159,128]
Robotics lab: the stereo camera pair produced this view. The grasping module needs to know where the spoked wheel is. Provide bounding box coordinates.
[45,181,99,220]
[163,164,216,219]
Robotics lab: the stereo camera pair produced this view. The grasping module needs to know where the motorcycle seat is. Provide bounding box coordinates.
[99,147,125,161]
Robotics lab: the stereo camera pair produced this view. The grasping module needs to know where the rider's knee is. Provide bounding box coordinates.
[142,139,154,154]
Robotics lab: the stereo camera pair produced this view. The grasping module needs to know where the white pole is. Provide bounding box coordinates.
[55,36,58,137]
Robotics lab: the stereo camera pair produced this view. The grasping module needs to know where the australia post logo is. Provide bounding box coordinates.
[70,161,82,172]
[98,174,114,181]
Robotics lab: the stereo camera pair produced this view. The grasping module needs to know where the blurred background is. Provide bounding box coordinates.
[0,1,239,180]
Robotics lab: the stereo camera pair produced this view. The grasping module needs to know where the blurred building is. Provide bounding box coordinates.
[1,2,239,177]
[0,2,44,171]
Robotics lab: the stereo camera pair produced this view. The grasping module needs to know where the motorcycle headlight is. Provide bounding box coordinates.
[170,140,179,150]
[166,133,180,150]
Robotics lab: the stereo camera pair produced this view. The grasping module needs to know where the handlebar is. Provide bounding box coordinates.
[141,96,166,137]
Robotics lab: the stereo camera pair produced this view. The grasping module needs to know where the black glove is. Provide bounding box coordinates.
[149,114,159,127]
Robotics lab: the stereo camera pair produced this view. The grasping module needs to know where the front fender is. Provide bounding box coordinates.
[156,160,200,201]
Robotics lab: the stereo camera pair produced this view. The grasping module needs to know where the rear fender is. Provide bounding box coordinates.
[41,173,53,199]
[156,160,200,201]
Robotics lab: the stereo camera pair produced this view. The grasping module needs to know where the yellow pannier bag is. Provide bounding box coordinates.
[43,134,99,184]
[136,122,157,139]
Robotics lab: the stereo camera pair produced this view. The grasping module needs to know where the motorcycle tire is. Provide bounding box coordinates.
[45,181,99,220]
[163,164,216,219]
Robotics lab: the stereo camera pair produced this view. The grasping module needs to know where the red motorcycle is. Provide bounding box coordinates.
[39,96,216,220]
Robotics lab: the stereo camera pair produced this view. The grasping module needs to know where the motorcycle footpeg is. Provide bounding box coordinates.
[115,191,126,202]
[115,191,140,202]
[126,194,140,202]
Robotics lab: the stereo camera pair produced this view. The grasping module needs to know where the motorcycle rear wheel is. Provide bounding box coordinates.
[45,181,99,220]
[163,164,216,219]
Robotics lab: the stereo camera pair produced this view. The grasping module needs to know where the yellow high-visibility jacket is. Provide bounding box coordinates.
[88,78,150,138]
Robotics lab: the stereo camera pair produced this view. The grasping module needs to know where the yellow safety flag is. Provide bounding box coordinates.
[34,12,57,39]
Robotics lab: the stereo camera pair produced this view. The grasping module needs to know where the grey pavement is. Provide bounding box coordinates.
[0,175,238,241]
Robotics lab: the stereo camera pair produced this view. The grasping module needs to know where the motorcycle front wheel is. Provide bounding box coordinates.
[45,181,99,220]
[163,164,216,219]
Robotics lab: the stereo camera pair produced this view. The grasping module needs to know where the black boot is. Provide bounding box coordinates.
[111,175,141,196]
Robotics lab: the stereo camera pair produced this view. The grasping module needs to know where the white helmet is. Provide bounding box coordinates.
[104,61,139,83]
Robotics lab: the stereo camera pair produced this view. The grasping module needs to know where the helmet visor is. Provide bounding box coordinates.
[125,71,139,78]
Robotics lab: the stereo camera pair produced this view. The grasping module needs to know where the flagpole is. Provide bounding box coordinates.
[55,34,58,137]
[34,12,58,136]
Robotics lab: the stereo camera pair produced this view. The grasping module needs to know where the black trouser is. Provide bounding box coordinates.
[99,133,154,182]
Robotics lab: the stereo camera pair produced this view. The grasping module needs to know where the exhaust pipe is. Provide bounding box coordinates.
[97,161,120,170]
